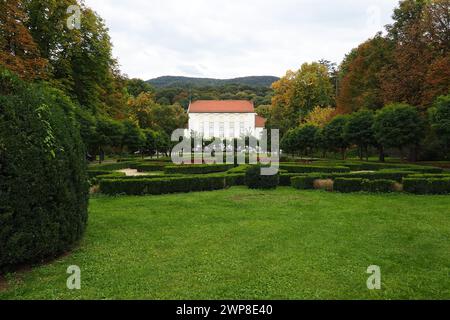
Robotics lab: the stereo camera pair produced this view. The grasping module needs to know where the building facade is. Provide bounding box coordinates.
[188,100,267,139]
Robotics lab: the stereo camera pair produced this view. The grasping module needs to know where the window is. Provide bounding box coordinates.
[219,122,224,138]
[209,122,215,138]
[199,122,204,136]
[229,122,235,138]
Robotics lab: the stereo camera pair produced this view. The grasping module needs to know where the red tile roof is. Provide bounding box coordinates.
[189,100,255,113]
[255,115,267,128]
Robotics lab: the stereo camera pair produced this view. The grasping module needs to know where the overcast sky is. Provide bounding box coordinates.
[84,0,399,80]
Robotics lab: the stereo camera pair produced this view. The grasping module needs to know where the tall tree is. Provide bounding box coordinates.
[344,109,375,160]
[271,63,334,134]
[373,103,425,161]
[0,0,47,80]
[337,34,394,113]
[382,0,450,109]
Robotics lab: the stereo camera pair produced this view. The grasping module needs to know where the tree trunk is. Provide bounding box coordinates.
[379,146,385,162]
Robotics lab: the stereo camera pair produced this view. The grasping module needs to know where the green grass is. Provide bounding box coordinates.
[1,187,450,300]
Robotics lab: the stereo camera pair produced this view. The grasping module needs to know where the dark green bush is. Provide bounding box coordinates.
[99,175,228,195]
[333,178,365,193]
[362,179,396,193]
[291,174,327,190]
[407,174,450,179]
[245,165,279,189]
[88,171,125,186]
[227,165,250,174]
[279,173,304,186]
[0,70,88,271]
[131,162,167,172]
[403,178,450,194]
[333,170,414,182]
[225,174,246,186]
[280,164,350,174]
[89,161,138,171]
[164,164,235,175]
[88,170,116,179]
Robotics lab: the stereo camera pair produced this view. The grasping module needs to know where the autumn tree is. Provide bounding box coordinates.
[303,106,336,127]
[271,63,334,134]
[337,34,394,113]
[382,0,450,109]
[0,0,47,79]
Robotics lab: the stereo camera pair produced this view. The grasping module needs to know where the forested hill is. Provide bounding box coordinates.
[147,76,279,88]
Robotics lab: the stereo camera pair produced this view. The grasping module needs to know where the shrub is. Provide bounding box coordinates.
[333,170,415,182]
[0,70,88,271]
[227,165,250,174]
[403,178,450,194]
[280,165,350,174]
[131,162,167,172]
[362,179,396,193]
[333,178,365,193]
[165,164,235,175]
[99,175,228,195]
[407,174,450,179]
[279,173,304,186]
[291,174,327,190]
[88,171,125,186]
[89,161,138,171]
[87,170,115,179]
[245,165,279,189]
[225,174,246,186]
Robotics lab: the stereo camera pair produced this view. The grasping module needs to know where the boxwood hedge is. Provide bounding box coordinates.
[99,175,230,195]
[280,165,350,174]
[403,178,450,194]
[164,164,235,175]
[0,70,88,271]
[245,165,280,189]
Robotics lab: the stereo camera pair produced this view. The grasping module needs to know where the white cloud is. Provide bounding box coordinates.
[84,0,398,80]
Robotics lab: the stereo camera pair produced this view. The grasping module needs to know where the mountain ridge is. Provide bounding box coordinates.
[147,76,279,88]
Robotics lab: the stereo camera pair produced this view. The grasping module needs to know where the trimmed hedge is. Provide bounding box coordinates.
[89,171,125,186]
[362,179,396,193]
[96,173,176,181]
[403,178,450,194]
[407,174,450,179]
[130,163,167,172]
[88,170,115,179]
[333,178,365,193]
[0,70,88,271]
[280,165,350,174]
[291,174,327,190]
[227,165,250,174]
[164,164,235,175]
[333,170,415,182]
[310,161,443,173]
[245,165,280,189]
[279,173,304,186]
[225,173,246,186]
[100,175,229,195]
[89,161,138,171]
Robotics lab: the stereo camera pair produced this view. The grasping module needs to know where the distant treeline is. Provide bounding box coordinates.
[147,76,279,88]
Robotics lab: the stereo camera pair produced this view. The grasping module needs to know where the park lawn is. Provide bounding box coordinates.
[1,187,450,300]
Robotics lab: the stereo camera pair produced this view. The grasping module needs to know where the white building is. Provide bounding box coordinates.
[187,100,267,139]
